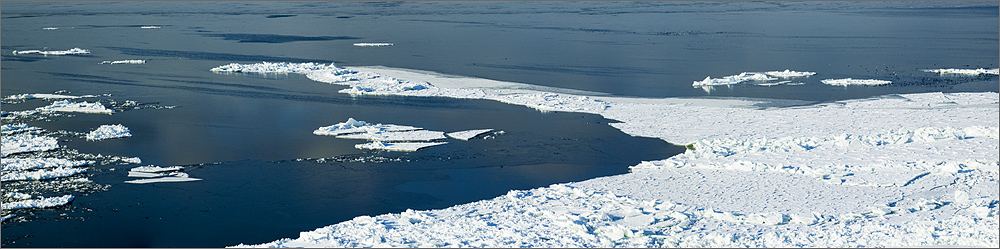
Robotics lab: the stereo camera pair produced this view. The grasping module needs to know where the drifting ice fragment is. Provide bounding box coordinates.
[130,165,184,173]
[4,93,93,100]
[86,124,131,141]
[693,72,776,86]
[354,141,447,151]
[125,175,201,184]
[821,78,892,86]
[313,118,420,136]
[99,60,145,65]
[337,130,447,142]
[210,62,344,74]
[1,123,43,135]
[1,134,59,157]
[921,68,1000,75]
[764,70,817,78]
[353,43,394,47]
[140,26,161,29]
[1,167,87,182]
[126,165,200,184]
[447,129,494,140]
[1,158,91,171]
[12,48,90,55]
[1,195,74,210]
[36,100,114,114]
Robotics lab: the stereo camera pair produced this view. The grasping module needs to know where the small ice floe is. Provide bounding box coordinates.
[337,130,446,142]
[1,195,74,210]
[1,214,13,222]
[693,72,776,86]
[355,141,448,151]
[12,47,90,55]
[35,100,114,114]
[4,93,94,100]
[1,167,87,182]
[447,129,494,140]
[1,123,43,135]
[313,118,420,136]
[821,78,892,86]
[140,26,161,29]
[1,158,91,171]
[764,69,817,78]
[43,27,59,30]
[211,61,342,74]
[353,43,394,47]
[5,192,33,199]
[86,124,131,141]
[126,165,200,184]
[922,68,1000,75]
[1,134,59,157]
[99,60,145,65]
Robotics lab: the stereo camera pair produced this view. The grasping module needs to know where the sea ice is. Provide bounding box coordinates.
[99,60,146,65]
[1,167,87,182]
[35,100,114,114]
[693,72,776,86]
[86,124,131,141]
[12,48,90,55]
[140,26,161,29]
[355,141,448,151]
[4,93,93,100]
[130,165,184,173]
[446,129,494,140]
[821,78,892,86]
[313,118,421,136]
[353,43,394,47]
[764,69,817,78]
[211,61,347,75]
[125,175,202,184]
[337,130,447,142]
[1,195,75,210]
[1,158,91,171]
[1,123,43,135]
[922,68,1000,75]
[1,134,60,157]
[126,165,200,184]
[5,192,33,199]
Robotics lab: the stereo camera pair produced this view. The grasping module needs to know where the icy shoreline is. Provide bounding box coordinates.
[215,63,998,247]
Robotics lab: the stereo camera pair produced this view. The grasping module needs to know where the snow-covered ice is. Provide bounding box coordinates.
[354,43,394,47]
[355,141,448,152]
[1,195,75,210]
[693,72,776,86]
[312,118,420,136]
[337,130,446,142]
[446,129,494,140]
[1,158,91,171]
[35,100,114,114]
[130,165,184,173]
[125,174,202,184]
[99,60,145,65]
[216,62,998,247]
[86,124,131,141]
[12,48,90,55]
[140,26,161,29]
[764,69,817,78]
[821,78,892,86]
[1,167,87,182]
[1,123,43,135]
[1,134,60,157]
[125,165,200,184]
[923,68,1000,75]
[4,93,94,100]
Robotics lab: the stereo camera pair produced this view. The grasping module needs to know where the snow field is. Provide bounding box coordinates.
[85,124,131,141]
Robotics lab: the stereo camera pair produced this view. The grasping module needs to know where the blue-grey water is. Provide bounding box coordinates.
[2,1,998,247]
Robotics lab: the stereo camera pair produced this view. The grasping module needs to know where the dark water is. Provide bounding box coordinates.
[1,1,997,247]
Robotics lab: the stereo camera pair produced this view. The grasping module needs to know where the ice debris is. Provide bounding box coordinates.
[12,48,90,55]
[35,100,114,114]
[693,72,776,86]
[126,165,200,184]
[821,78,892,86]
[313,118,420,136]
[130,165,184,173]
[337,130,446,142]
[86,124,131,141]
[355,142,448,152]
[354,43,394,47]
[764,69,817,78]
[211,61,345,75]
[1,134,60,157]
[1,123,43,135]
[1,195,74,210]
[2,167,87,182]
[1,158,91,171]
[4,93,94,100]
[447,129,494,140]
[99,60,145,65]
[140,26,161,29]
[922,68,1000,75]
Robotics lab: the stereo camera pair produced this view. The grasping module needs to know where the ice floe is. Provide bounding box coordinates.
[130,165,184,173]
[1,123,43,135]
[821,78,892,86]
[86,124,131,141]
[99,60,146,65]
[211,61,346,75]
[1,158,91,171]
[140,26,161,29]
[4,93,94,100]
[312,118,420,136]
[922,68,1000,75]
[1,167,87,182]
[220,62,998,247]
[35,100,114,114]
[125,165,201,184]
[12,48,90,55]
[1,134,60,157]
[337,130,446,142]
[1,195,75,210]
[446,129,494,140]
[693,72,776,86]
[353,43,394,47]
[764,69,817,78]
[355,142,448,152]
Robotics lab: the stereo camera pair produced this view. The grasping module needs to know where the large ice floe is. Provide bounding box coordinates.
[11,48,90,55]
[34,100,114,114]
[1,134,60,157]
[125,165,201,184]
[85,124,131,141]
[215,62,998,247]
[313,118,465,151]
[923,68,1000,75]
[821,78,892,86]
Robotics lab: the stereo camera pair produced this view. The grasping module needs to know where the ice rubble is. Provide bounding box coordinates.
[125,165,201,184]
[99,60,145,65]
[35,100,114,114]
[355,142,449,152]
[1,167,87,182]
[1,123,43,135]
[447,129,493,140]
[216,61,998,247]
[353,43,394,47]
[923,68,1000,75]
[1,134,60,157]
[821,78,892,86]
[1,158,91,171]
[11,48,90,55]
[86,124,131,141]
[1,195,75,210]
